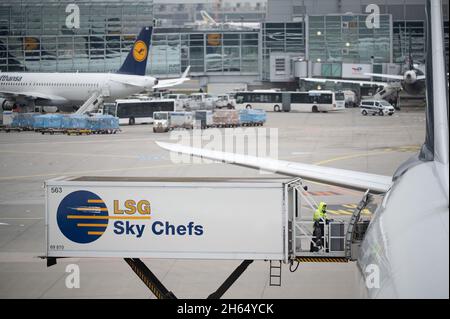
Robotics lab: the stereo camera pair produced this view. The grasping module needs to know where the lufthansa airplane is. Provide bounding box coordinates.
[0,27,190,112]
[158,0,448,298]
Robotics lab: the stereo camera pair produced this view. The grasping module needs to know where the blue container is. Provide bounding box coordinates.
[61,115,89,129]
[88,115,119,131]
[33,114,65,129]
[10,113,38,128]
[239,109,266,125]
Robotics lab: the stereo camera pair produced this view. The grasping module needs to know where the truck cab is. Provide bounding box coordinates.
[153,111,170,132]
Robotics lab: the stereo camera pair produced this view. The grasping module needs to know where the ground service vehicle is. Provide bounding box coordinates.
[152,111,170,132]
[215,94,236,109]
[360,99,395,116]
[187,93,216,110]
[44,176,369,298]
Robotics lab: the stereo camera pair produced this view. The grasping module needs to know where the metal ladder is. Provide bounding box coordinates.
[345,189,372,260]
[269,260,282,286]
[75,91,104,115]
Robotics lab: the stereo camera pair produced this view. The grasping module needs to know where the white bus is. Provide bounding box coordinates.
[290,90,345,112]
[235,91,283,112]
[234,90,345,112]
[102,99,176,125]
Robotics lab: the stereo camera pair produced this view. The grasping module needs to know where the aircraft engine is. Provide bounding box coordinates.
[404,70,417,84]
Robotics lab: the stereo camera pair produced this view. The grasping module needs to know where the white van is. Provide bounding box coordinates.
[187,93,216,110]
[360,100,395,116]
[215,94,236,109]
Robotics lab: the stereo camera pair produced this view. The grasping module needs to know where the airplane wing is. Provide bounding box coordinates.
[156,141,393,194]
[364,73,404,80]
[153,66,191,89]
[0,90,67,102]
[302,77,391,87]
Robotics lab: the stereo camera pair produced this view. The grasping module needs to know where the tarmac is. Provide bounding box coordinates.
[0,107,426,298]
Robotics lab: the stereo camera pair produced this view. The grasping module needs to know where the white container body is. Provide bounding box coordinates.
[45,177,289,261]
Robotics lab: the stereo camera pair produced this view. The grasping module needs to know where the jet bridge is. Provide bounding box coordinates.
[43,176,373,299]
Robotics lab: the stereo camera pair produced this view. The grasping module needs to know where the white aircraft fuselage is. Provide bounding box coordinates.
[0,72,157,110]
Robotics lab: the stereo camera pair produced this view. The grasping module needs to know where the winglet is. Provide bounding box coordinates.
[181,66,191,79]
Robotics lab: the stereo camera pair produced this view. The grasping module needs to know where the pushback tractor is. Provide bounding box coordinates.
[43,176,373,299]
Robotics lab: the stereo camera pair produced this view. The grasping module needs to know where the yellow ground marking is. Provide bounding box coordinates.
[67,215,151,220]
[295,146,418,195]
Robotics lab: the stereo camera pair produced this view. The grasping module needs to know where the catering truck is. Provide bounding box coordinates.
[44,176,370,298]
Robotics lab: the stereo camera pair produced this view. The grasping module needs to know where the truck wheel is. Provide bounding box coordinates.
[312,105,319,113]
[362,110,368,116]
[246,104,252,109]
[129,117,135,125]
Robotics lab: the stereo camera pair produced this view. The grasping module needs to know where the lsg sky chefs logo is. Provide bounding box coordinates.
[56,190,204,243]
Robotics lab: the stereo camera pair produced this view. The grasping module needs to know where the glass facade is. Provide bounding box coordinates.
[150,29,259,76]
[308,14,391,64]
[0,1,447,81]
[393,21,425,64]
[0,0,154,73]
[262,22,305,80]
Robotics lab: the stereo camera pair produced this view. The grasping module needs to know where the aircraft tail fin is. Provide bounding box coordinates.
[117,26,152,76]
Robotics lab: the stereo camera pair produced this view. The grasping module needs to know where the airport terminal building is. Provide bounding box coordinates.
[0,0,448,92]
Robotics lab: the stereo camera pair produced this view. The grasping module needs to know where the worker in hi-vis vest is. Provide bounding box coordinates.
[310,202,330,252]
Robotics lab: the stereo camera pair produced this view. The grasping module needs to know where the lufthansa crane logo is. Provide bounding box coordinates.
[133,40,148,62]
[57,191,109,244]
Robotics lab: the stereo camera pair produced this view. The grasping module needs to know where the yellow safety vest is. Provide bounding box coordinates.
[313,202,328,222]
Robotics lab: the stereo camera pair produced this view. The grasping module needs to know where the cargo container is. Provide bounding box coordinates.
[33,114,65,129]
[212,109,239,127]
[194,110,213,129]
[44,176,355,262]
[239,109,266,126]
[44,177,293,261]
[169,111,193,130]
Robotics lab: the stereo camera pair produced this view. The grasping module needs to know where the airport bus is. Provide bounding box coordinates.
[234,90,345,112]
[102,99,176,125]
[290,90,345,112]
